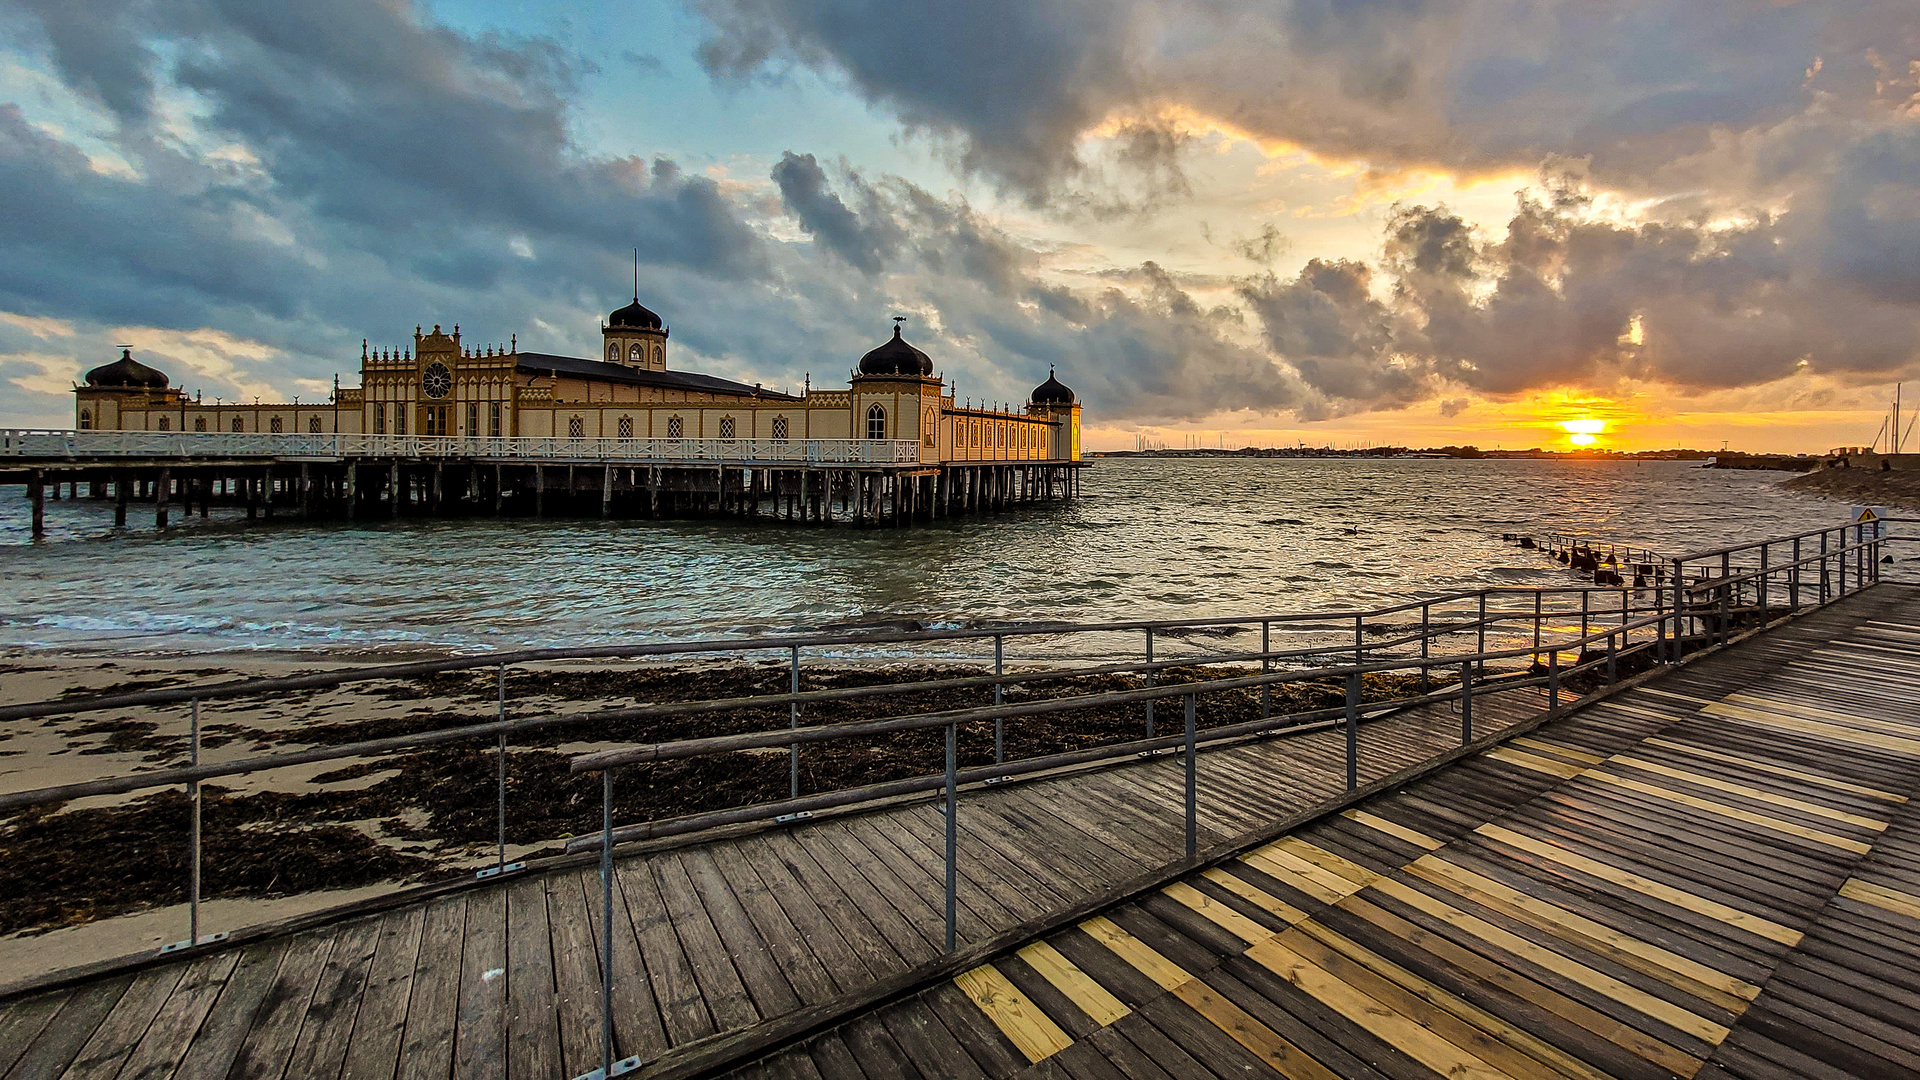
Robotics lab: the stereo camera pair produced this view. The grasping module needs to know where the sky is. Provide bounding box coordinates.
[1,0,1917,453]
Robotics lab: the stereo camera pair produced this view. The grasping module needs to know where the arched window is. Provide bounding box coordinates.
[629,343,643,362]
[269,416,284,433]
[194,418,207,432]
[568,415,585,438]
[309,417,323,433]
[608,343,620,363]
[78,410,91,429]
[719,416,736,439]
[771,416,789,441]
[231,417,244,432]
[653,345,663,366]
[465,403,477,436]
[667,416,684,439]
[866,404,887,440]
[373,404,385,434]
[158,417,171,431]
[924,409,936,447]
[617,415,633,439]
[394,409,406,435]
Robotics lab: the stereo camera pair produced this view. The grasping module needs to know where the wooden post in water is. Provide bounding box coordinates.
[114,470,129,527]
[155,467,171,529]
[28,469,45,540]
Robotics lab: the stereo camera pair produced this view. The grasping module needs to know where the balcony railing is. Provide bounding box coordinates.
[0,429,922,465]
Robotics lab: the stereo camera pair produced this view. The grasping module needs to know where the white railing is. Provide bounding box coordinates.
[0,430,921,466]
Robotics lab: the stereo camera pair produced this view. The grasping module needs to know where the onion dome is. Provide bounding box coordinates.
[859,324,934,377]
[608,297,665,332]
[1030,367,1075,404]
[85,348,170,389]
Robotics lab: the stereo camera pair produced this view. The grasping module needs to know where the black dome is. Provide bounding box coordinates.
[1030,368,1075,404]
[609,298,665,332]
[85,349,170,390]
[859,325,933,377]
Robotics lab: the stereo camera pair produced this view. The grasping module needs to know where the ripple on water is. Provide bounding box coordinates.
[0,458,1859,655]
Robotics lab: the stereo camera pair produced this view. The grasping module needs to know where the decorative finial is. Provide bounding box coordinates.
[633,248,639,302]
[362,339,368,360]
[510,333,516,352]
[892,315,905,337]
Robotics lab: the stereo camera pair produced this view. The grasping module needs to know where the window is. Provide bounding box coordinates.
[79,410,91,429]
[194,418,206,432]
[232,417,245,433]
[466,403,478,436]
[867,404,887,440]
[309,417,322,433]
[667,416,684,439]
[971,421,979,446]
[270,416,284,433]
[488,402,502,437]
[629,344,643,362]
[653,345,663,366]
[373,403,385,434]
[617,415,634,439]
[719,416,736,439]
[394,408,406,435]
[568,415,584,438]
[158,417,171,431]
[424,407,448,436]
[924,409,936,447]
[608,343,621,363]
[771,416,788,441]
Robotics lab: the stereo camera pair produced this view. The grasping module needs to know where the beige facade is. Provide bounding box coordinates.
[76,302,1082,463]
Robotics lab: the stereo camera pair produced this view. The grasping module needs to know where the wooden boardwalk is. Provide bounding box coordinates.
[10,585,1920,1080]
[723,584,1920,1080]
[0,655,1548,1077]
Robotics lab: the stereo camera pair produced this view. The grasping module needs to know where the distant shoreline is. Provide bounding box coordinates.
[1093,447,1819,470]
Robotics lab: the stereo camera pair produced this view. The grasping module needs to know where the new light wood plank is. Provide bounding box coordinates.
[1340,809,1444,851]
[1839,878,1920,922]
[1640,737,1909,804]
[1015,942,1130,1028]
[952,965,1072,1064]
[1160,882,1272,946]
[1199,868,1309,925]
[1077,917,1189,992]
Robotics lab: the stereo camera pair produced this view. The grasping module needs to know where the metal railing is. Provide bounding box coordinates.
[0,518,1910,1072]
[0,429,923,466]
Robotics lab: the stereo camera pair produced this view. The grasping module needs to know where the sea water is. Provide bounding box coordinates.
[0,458,1869,656]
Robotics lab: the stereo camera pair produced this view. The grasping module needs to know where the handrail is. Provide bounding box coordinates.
[0,430,924,466]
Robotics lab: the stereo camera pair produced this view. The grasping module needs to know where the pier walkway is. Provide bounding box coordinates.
[2,586,1916,1079]
[729,584,1920,1080]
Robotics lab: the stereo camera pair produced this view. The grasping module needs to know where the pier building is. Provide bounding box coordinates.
[9,297,1083,534]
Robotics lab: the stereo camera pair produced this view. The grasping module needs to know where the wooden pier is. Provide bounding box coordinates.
[0,431,1083,535]
[2,587,1916,1078]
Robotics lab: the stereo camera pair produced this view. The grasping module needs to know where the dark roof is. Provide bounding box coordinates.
[517,353,800,400]
[608,299,666,333]
[1030,369,1075,404]
[85,349,170,390]
[858,325,934,377]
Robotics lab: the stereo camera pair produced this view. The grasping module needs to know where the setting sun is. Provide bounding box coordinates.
[1559,418,1607,447]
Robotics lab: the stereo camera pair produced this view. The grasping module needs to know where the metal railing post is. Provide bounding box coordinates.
[993,635,1005,765]
[1418,604,1430,695]
[1476,592,1487,671]
[1353,614,1364,667]
[1460,661,1472,744]
[1838,528,1847,597]
[599,768,616,1080]
[1790,537,1801,610]
[1580,590,1589,643]
[1184,693,1198,857]
[189,698,200,947]
[790,646,802,799]
[1533,591,1543,655]
[496,665,507,873]
[1344,672,1360,791]
[1144,628,1155,738]
[1548,649,1560,711]
[944,720,958,952]
[1758,544,1770,625]
[1607,625,1618,684]
[1671,559,1685,660]
[1261,621,1272,719]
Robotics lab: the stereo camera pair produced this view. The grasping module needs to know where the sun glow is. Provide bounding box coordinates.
[1559,418,1606,447]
